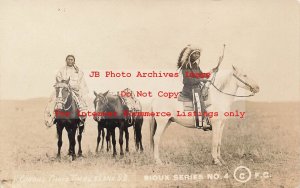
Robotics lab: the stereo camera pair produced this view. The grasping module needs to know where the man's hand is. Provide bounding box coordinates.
[212,67,219,73]
[71,86,80,92]
[218,56,224,63]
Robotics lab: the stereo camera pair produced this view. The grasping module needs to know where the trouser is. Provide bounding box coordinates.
[72,90,88,112]
[191,86,211,128]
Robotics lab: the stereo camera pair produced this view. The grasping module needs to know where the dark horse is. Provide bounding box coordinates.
[53,77,85,160]
[93,90,143,156]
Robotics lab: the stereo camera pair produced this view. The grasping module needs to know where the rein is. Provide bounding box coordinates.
[55,84,73,111]
[94,95,110,118]
[211,72,255,98]
[63,93,72,111]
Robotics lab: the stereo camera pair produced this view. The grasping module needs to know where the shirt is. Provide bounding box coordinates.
[56,65,89,96]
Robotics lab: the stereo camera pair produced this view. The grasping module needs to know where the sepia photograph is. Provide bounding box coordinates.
[0,0,299,187]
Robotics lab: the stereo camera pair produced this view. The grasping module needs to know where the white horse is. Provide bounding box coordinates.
[149,65,260,166]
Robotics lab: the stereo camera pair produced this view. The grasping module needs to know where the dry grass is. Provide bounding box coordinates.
[0,99,299,187]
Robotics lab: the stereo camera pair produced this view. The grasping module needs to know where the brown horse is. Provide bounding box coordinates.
[93,91,143,156]
[53,78,85,160]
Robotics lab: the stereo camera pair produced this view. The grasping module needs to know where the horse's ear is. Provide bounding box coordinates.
[66,77,70,84]
[103,90,109,96]
[94,91,98,97]
[232,65,237,71]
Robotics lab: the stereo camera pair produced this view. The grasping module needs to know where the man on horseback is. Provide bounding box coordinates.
[178,45,222,130]
[45,55,89,127]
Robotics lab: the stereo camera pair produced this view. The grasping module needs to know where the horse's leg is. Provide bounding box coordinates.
[212,120,222,166]
[71,127,77,160]
[134,125,139,152]
[106,129,111,152]
[119,122,125,156]
[96,123,102,153]
[125,127,129,153]
[100,127,105,151]
[77,124,84,157]
[217,121,226,165]
[138,121,144,153]
[66,126,76,160]
[111,128,117,156]
[56,123,63,158]
[65,126,72,156]
[108,129,112,151]
[153,118,171,164]
[136,119,143,153]
[65,126,71,155]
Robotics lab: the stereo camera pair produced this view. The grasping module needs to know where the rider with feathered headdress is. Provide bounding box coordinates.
[178,45,218,100]
[178,45,221,130]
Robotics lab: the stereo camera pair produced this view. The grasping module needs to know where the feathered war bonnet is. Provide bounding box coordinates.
[177,45,202,70]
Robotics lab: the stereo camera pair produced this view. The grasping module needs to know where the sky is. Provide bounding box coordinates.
[0,0,299,102]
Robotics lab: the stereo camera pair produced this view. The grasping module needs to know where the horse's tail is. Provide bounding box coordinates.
[150,106,157,153]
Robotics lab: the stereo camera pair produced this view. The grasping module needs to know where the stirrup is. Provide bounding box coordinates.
[195,120,212,131]
[203,118,212,131]
[203,125,212,131]
[195,124,203,129]
[195,120,204,129]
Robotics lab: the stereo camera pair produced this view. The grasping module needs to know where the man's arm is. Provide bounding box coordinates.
[182,69,209,85]
[55,68,63,82]
[78,71,89,95]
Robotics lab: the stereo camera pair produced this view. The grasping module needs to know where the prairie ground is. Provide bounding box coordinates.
[0,99,299,188]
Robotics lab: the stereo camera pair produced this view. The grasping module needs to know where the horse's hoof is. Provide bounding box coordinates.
[56,154,61,159]
[155,159,163,165]
[69,153,76,161]
[120,152,124,156]
[78,153,83,158]
[218,157,227,165]
[69,155,76,161]
[212,159,222,166]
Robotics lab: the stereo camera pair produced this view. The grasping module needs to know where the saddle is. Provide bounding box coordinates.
[118,88,142,126]
[178,93,194,110]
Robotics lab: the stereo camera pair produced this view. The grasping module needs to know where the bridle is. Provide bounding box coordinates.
[233,74,256,93]
[211,72,255,97]
[54,82,72,110]
[94,94,109,111]
[94,94,111,122]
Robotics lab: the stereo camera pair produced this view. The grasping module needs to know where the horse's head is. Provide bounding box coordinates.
[54,77,71,110]
[231,65,260,94]
[93,90,110,122]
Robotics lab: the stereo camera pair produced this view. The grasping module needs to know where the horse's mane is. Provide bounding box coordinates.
[213,70,233,90]
[107,93,120,101]
[177,46,189,69]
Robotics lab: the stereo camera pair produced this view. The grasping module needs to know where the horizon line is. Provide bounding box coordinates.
[0,97,299,103]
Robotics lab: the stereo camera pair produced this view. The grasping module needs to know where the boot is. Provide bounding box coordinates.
[203,117,212,131]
